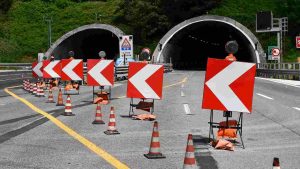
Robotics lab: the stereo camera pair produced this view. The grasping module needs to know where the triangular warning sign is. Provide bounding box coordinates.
[121,38,131,50]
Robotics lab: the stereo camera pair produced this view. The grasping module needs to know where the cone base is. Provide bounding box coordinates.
[104,130,120,135]
[63,112,75,116]
[144,153,166,159]
[120,114,135,118]
[92,120,105,124]
[46,101,55,103]
[56,103,65,106]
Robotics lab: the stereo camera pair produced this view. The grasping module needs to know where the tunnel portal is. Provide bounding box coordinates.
[153,15,265,70]
[45,24,124,62]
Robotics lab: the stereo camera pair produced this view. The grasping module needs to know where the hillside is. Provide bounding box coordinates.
[0,0,299,62]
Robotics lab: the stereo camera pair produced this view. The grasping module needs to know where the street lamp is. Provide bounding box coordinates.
[43,16,53,49]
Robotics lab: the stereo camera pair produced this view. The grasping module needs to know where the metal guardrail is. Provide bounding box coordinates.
[257,63,300,80]
[0,63,32,70]
[0,62,173,81]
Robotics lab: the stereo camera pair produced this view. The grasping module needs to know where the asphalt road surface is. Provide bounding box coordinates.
[0,71,32,97]
[0,71,299,169]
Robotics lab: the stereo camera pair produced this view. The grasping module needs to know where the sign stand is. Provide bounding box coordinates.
[208,110,245,149]
[93,86,111,104]
[121,98,155,118]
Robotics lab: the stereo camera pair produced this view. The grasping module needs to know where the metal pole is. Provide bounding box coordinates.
[49,19,52,48]
[277,31,281,63]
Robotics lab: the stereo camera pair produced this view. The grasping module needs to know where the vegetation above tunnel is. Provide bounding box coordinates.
[0,0,299,62]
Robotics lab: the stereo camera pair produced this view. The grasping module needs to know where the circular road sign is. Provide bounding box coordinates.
[272,48,280,56]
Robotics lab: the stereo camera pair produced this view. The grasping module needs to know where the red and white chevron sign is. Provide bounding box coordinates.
[202,58,256,113]
[32,62,43,78]
[61,59,83,81]
[127,62,164,99]
[43,60,61,78]
[87,59,114,86]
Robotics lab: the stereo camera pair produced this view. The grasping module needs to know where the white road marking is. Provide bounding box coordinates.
[293,107,300,111]
[256,77,300,88]
[183,104,192,115]
[256,93,274,100]
[181,91,185,97]
[181,83,185,88]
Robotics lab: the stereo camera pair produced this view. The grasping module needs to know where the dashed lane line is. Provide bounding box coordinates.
[256,93,274,100]
[181,91,185,97]
[293,107,300,111]
[4,87,129,169]
[183,103,193,115]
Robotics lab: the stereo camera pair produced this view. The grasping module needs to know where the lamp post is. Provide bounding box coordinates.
[44,16,53,48]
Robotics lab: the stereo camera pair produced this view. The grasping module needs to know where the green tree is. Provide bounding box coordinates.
[115,0,170,44]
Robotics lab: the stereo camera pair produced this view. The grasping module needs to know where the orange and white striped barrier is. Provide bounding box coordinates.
[92,102,105,124]
[183,134,197,168]
[104,107,120,135]
[56,88,64,106]
[46,89,55,103]
[273,157,280,169]
[144,121,165,159]
[63,95,74,116]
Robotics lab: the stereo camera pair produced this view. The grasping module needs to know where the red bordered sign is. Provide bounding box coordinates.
[32,62,43,78]
[202,58,256,113]
[127,62,164,99]
[43,60,61,78]
[87,59,114,86]
[61,59,83,81]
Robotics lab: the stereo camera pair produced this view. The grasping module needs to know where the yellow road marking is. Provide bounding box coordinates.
[163,77,187,88]
[4,88,129,169]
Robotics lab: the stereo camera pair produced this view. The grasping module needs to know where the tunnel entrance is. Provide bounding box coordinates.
[45,24,125,61]
[153,15,265,70]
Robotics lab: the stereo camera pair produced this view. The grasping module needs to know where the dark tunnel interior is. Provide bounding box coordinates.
[52,29,119,62]
[165,21,255,70]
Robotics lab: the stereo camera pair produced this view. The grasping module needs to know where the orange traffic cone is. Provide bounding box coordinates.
[32,83,37,95]
[63,95,74,116]
[92,103,105,124]
[273,157,280,169]
[144,121,166,159]
[104,107,120,135]
[39,85,45,97]
[23,80,26,90]
[183,134,197,168]
[46,89,55,103]
[25,80,30,91]
[29,83,34,93]
[56,88,64,106]
[36,85,41,97]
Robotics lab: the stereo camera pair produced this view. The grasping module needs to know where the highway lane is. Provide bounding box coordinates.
[0,71,299,168]
[0,71,32,97]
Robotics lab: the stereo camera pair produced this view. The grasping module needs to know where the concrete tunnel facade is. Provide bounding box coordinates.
[152,15,266,70]
[45,24,125,61]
